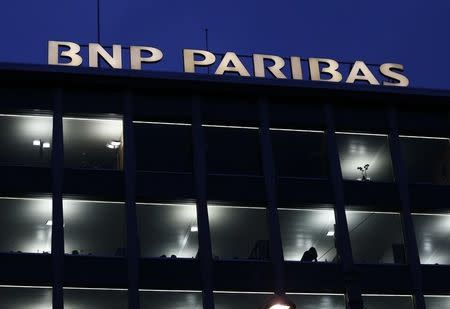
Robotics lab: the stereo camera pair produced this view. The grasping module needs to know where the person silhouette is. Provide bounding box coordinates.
[301,247,318,262]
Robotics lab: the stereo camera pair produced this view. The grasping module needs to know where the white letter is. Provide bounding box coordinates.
[309,58,342,82]
[380,63,409,87]
[346,61,380,85]
[290,56,303,80]
[253,54,286,79]
[215,52,250,76]
[130,46,163,70]
[48,41,82,66]
[183,49,216,73]
[89,43,122,69]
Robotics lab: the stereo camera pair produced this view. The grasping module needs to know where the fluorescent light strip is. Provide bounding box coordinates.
[208,204,266,210]
[399,134,449,141]
[202,124,259,130]
[64,198,124,205]
[0,196,50,202]
[270,128,325,133]
[346,210,400,215]
[133,121,191,126]
[214,290,273,295]
[286,292,344,296]
[137,202,196,208]
[335,131,388,137]
[0,285,51,289]
[278,207,334,212]
[139,289,201,293]
[64,287,128,291]
[411,212,450,217]
[0,113,52,119]
[424,295,450,298]
[362,294,412,297]
[63,117,122,123]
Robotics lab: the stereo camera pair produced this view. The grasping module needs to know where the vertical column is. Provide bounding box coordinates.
[51,88,64,309]
[123,90,140,309]
[323,104,363,309]
[258,96,285,295]
[387,107,425,309]
[191,95,215,309]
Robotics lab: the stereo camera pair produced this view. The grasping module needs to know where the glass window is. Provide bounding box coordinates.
[214,292,344,309]
[135,122,192,173]
[64,288,127,308]
[271,129,328,179]
[412,213,450,265]
[208,205,269,260]
[0,197,52,254]
[0,113,52,167]
[137,203,198,258]
[214,292,271,309]
[287,293,346,309]
[140,290,202,309]
[425,296,450,309]
[362,295,413,309]
[278,208,337,262]
[346,210,405,264]
[63,117,123,170]
[0,286,52,308]
[63,200,126,257]
[205,126,261,176]
[400,136,450,185]
[337,133,394,182]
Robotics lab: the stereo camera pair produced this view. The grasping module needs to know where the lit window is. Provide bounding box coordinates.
[336,133,394,182]
[63,117,123,170]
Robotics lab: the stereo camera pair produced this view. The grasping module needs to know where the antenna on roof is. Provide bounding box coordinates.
[97,0,101,43]
[205,28,210,74]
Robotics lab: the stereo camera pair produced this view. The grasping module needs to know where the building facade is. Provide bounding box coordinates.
[0,63,449,308]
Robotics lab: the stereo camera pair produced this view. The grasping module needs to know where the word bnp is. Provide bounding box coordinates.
[48,41,409,87]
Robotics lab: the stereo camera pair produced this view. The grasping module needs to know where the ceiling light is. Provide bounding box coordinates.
[327,231,335,237]
[190,226,198,232]
[269,305,291,309]
[106,141,121,149]
[42,142,51,148]
[33,140,41,146]
[46,220,52,226]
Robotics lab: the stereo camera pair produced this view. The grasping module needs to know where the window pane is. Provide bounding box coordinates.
[412,213,450,265]
[205,127,261,175]
[64,288,128,308]
[137,203,198,258]
[0,114,52,167]
[208,205,269,260]
[346,211,405,264]
[279,208,337,262]
[135,123,192,173]
[140,290,202,309]
[425,296,450,309]
[271,130,328,179]
[64,200,126,256]
[337,133,394,182]
[401,137,450,185]
[288,293,346,309]
[214,292,270,309]
[0,197,52,254]
[362,295,413,309]
[0,286,52,308]
[63,117,123,170]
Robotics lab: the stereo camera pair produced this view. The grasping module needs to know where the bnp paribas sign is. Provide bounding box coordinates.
[48,41,409,87]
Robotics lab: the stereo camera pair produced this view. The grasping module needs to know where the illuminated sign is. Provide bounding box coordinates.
[48,41,409,87]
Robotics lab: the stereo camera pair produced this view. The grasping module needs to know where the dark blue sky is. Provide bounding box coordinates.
[1,1,449,90]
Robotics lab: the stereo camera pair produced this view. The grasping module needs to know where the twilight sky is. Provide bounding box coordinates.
[1,0,449,90]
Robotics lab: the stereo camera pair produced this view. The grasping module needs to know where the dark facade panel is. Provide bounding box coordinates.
[0,253,52,286]
[64,256,128,288]
[139,258,202,290]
